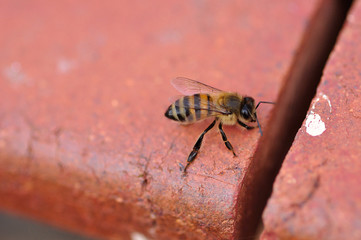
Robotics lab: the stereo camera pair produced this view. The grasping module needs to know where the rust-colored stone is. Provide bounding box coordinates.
[262,1,361,239]
[0,0,318,239]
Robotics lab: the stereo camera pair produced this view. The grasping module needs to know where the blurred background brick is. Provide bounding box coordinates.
[262,0,361,239]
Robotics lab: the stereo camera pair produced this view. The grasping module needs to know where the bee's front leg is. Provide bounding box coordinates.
[237,120,254,130]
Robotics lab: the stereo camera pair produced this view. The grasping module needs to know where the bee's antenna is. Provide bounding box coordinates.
[254,101,275,136]
[254,112,263,136]
[255,101,275,109]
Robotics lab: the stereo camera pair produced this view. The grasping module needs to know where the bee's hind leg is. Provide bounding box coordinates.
[218,122,237,157]
[183,119,217,173]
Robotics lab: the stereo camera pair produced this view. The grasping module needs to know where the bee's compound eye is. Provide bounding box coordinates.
[241,107,250,120]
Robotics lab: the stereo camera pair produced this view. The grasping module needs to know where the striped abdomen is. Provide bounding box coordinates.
[165,94,214,123]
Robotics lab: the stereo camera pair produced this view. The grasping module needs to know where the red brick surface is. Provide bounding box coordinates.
[262,1,361,239]
[0,1,318,239]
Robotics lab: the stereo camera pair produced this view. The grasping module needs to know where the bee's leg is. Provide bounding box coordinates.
[183,119,217,173]
[218,122,237,157]
[237,120,254,130]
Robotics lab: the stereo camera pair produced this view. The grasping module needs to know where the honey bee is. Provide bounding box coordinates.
[165,77,274,173]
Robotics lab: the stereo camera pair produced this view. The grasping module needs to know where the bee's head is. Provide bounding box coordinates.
[240,97,256,122]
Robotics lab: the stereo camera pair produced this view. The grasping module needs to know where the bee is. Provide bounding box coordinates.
[164,77,274,173]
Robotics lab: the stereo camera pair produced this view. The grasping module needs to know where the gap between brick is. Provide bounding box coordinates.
[233,0,354,239]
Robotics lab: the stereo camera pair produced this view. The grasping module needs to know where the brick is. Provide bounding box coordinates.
[0,1,318,239]
[262,1,361,239]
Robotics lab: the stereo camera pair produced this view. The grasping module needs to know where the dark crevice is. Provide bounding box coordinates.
[233,0,354,239]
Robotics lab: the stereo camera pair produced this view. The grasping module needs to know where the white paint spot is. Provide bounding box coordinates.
[310,93,332,114]
[321,93,332,113]
[305,92,331,136]
[305,112,326,136]
[131,232,149,240]
[57,58,77,74]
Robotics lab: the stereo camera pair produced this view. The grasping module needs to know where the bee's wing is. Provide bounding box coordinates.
[173,96,231,115]
[171,77,223,95]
